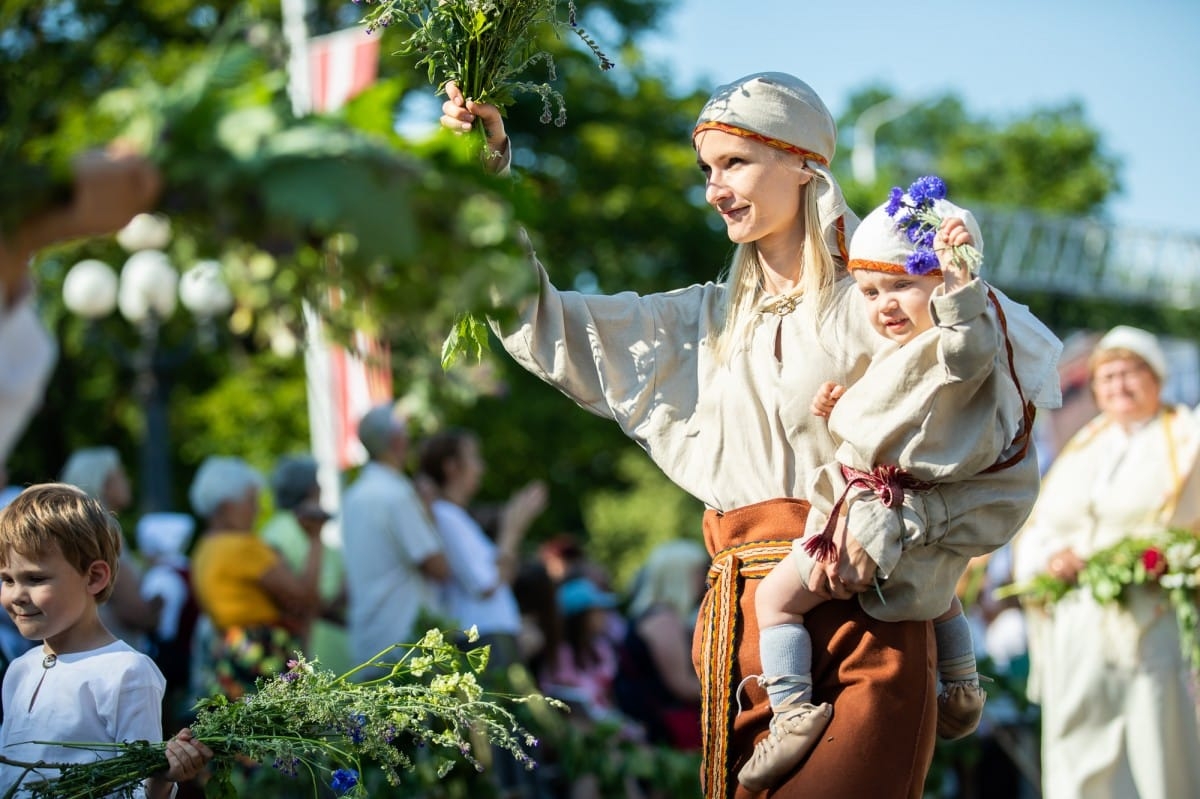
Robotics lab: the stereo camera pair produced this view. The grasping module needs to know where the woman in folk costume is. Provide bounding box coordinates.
[741,196,1061,790]
[442,72,1049,797]
[1013,326,1200,799]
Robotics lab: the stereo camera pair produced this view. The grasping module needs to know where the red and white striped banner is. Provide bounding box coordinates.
[300,23,389,531]
[307,25,381,113]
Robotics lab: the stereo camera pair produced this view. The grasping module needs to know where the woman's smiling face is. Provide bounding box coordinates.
[1092,355,1161,426]
[695,129,810,248]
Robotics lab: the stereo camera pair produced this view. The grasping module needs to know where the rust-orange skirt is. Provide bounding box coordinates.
[692,498,937,799]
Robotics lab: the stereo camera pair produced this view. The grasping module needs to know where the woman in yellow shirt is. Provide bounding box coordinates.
[188,456,323,699]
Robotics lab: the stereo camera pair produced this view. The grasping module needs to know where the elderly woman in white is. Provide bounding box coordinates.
[1014,325,1200,799]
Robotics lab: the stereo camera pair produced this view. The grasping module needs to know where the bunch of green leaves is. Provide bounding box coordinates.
[998,528,1200,671]
[3,628,563,799]
[359,0,612,129]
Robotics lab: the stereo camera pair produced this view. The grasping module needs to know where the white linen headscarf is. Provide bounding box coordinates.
[693,72,858,263]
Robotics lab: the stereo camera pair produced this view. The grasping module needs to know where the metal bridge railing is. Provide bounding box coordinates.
[975,207,1200,310]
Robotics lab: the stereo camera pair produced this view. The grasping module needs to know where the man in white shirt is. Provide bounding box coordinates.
[340,404,449,675]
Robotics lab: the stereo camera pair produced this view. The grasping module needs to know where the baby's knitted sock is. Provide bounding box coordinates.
[758,623,814,709]
[934,613,979,686]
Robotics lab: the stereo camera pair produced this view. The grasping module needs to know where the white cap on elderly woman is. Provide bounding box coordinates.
[693,72,855,261]
[1093,325,1168,383]
[188,456,263,519]
[60,446,121,501]
[357,403,406,459]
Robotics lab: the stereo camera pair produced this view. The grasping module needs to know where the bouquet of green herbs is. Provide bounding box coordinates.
[998,528,1200,672]
[359,0,612,129]
[0,628,560,799]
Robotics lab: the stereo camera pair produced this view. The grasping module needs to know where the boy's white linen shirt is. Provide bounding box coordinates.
[0,640,165,798]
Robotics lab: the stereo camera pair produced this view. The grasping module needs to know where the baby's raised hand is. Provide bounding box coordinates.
[811,381,845,418]
[935,217,975,289]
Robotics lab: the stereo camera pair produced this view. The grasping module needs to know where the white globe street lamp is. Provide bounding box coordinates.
[62,239,233,513]
[61,259,119,320]
[118,249,179,324]
[116,213,172,252]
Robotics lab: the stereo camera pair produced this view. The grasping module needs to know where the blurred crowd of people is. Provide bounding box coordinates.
[0,402,708,798]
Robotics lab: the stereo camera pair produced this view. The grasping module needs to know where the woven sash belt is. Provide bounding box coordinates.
[700,538,793,798]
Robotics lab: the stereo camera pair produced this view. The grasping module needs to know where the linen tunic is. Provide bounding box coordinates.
[1013,406,1200,799]
[805,278,1038,621]
[500,259,1056,589]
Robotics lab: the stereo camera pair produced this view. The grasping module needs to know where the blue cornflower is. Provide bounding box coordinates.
[905,249,941,275]
[907,175,946,205]
[345,713,367,744]
[884,186,905,217]
[903,222,926,244]
[331,768,359,794]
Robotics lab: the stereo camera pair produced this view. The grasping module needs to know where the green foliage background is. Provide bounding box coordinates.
[6,0,1188,595]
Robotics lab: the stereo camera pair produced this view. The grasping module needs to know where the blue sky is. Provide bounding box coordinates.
[639,0,1200,237]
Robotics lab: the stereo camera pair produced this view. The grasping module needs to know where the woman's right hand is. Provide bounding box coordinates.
[440,81,509,170]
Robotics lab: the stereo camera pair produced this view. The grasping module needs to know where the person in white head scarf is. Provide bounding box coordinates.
[439,74,1050,798]
[187,456,323,700]
[1013,325,1200,799]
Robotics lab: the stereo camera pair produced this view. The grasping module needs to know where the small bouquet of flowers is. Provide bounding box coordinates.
[1,628,561,799]
[358,0,612,128]
[884,175,983,275]
[998,528,1200,672]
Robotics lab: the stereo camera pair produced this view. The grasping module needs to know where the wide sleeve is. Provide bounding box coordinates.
[929,278,996,383]
[846,440,1042,579]
[1164,408,1200,531]
[495,254,719,445]
[0,292,57,461]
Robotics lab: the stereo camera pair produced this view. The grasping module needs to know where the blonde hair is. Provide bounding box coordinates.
[0,483,122,603]
[713,157,840,363]
[627,539,711,620]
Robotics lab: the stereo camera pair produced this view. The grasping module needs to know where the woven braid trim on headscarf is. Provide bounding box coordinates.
[847,257,943,278]
[693,121,830,166]
[834,214,848,265]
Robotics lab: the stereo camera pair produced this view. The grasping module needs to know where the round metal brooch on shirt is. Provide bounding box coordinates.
[42,653,57,669]
[763,294,802,316]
